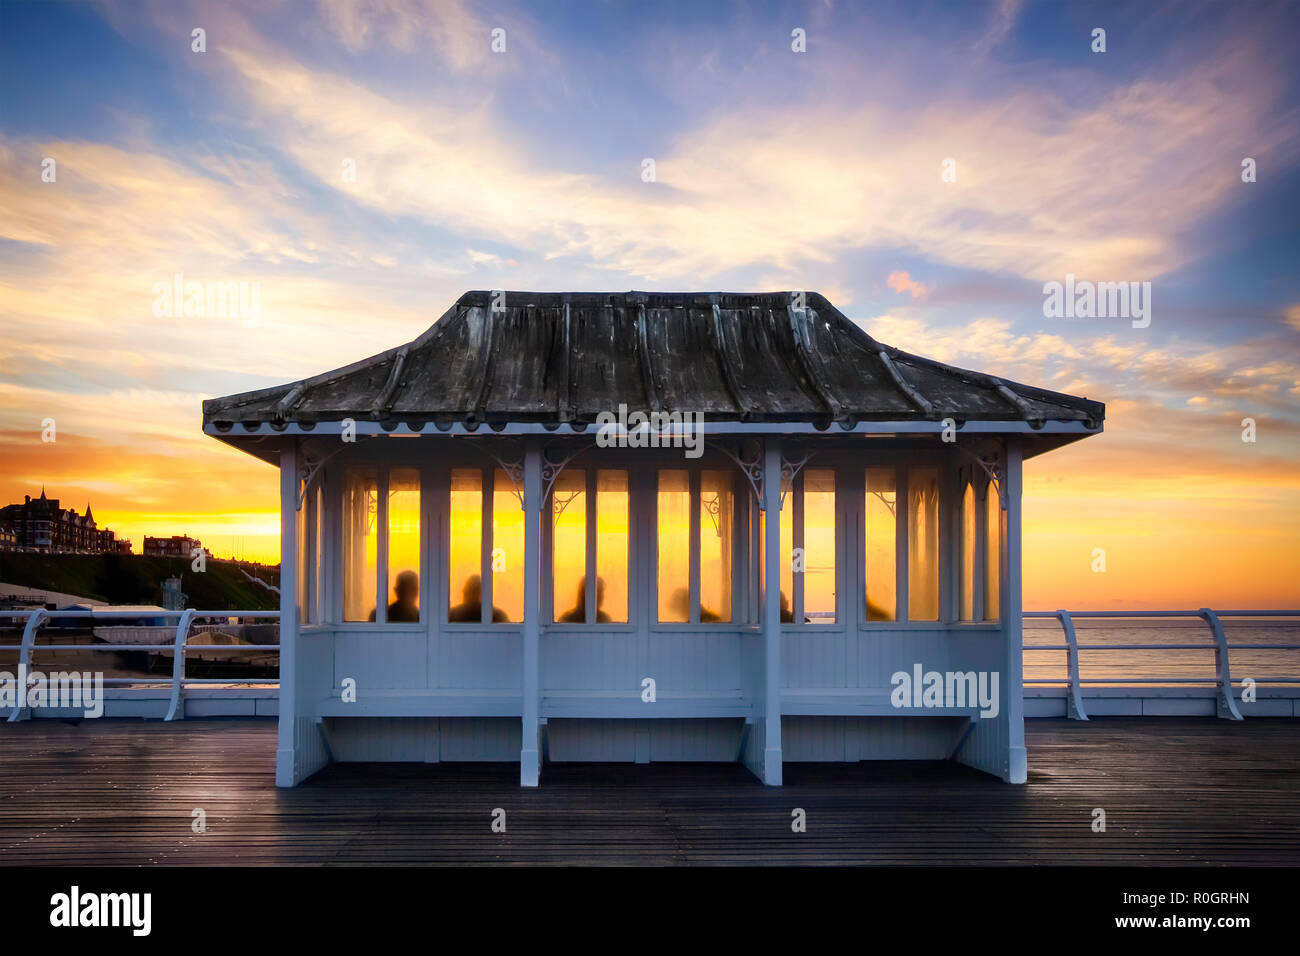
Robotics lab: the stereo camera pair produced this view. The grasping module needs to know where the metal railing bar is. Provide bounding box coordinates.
[0,644,283,652]
[0,609,281,619]
[4,607,1295,721]
[3,609,280,722]
[1073,643,1216,650]
[179,679,280,685]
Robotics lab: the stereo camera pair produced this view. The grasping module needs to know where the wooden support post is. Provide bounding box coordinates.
[939,454,958,624]
[1002,443,1026,783]
[276,440,299,787]
[762,439,784,785]
[520,441,543,786]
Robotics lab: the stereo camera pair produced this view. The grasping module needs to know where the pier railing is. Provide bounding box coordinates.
[2,606,1297,722]
[0,608,279,722]
[1023,609,1300,721]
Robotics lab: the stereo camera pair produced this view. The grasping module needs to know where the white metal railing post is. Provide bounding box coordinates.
[1201,607,1243,720]
[164,609,197,721]
[1056,610,1088,720]
[8,609,47,722]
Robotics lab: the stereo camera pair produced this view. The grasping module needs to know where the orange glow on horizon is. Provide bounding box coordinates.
[4,426,1298,611]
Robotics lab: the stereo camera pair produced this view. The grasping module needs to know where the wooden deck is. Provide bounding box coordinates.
[0,717,1295,865]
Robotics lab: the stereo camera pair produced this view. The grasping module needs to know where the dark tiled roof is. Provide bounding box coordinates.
[202,291,1104,429]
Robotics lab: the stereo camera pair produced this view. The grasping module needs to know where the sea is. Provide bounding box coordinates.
[1023,617,1299,686]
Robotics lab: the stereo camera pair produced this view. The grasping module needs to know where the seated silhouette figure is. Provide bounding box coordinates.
[557,575,612,623]
[369,569,420,622]
[448,573,508,622]
[667,586,722,623]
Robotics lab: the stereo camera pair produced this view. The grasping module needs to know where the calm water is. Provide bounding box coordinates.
[1024,618,1300,685]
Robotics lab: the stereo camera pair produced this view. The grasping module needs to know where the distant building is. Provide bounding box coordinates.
[0,488,119,553]
[0,520,16,551]
[143,534,203,558]
[115,539,134,555]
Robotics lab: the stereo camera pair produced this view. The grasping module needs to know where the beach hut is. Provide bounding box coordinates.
[203,291,1104,787]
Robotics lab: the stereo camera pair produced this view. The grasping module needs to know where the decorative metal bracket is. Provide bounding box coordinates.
[707,439,765,508]
[952,444,1006,510]
[551,490,583,517]
[296,439,354,510]
[779,448,815,510]
[702,493,722,535]
[541,439,595,505]
[706,440,814,511]
[463,439,526,507]
[462,438,595,510]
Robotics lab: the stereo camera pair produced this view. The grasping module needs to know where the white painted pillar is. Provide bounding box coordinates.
[761,439,783,785]
[520,441,542,786]
[275,440,299,787]
[1002,443,1026,783]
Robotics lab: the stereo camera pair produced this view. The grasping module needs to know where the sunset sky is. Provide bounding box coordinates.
[2,0,1298,609]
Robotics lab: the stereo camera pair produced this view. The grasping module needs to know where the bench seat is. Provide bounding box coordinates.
[317,689,523,717]
[782,688,983,717]
[542,690,752,720]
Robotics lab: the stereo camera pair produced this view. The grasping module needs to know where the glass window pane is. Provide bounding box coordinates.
[864,468,897,621]
[448,468,482,622]
[342,467,378,622]
[779,498,793,623]
[657,470,690,622]
[492,469,524,623]
[985,486,1000,620]
[296,494,307,622]
[700,469,733,623]
[960,482,976,621]
[312,485,323,624]
[803,469,836,624]
[908,466,940,621]
[596,470,628,623]
[386,468,421,622]
[552,469,587,622]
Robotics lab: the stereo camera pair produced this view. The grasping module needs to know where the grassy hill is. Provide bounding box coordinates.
[0,553,280,610]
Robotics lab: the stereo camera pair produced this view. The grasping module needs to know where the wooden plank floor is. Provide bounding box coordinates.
[0,718,1295,865]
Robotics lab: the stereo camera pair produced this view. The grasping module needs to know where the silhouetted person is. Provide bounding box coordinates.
[558,575,612,623]
[667,587,691,622]
[369,570,419,623]
[779,590,794,623]
[667,586,721,623]
[865,596,892,622]
[448,573,508,622]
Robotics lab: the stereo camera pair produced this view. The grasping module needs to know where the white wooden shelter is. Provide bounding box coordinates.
[203,292,1104,786]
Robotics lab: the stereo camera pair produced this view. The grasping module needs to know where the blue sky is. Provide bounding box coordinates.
[1,0,1298,605]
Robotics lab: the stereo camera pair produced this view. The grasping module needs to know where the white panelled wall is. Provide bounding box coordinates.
[276,435,1023,787]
